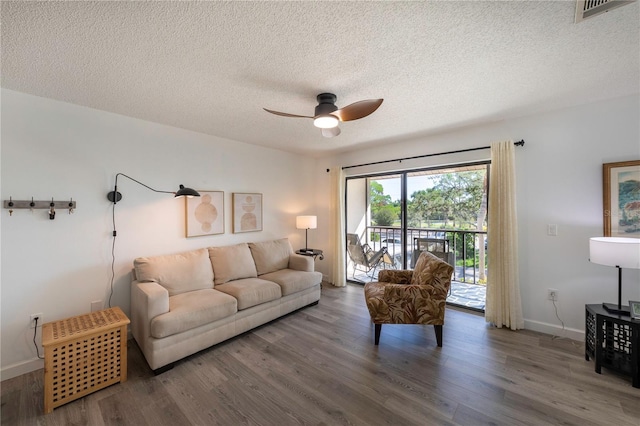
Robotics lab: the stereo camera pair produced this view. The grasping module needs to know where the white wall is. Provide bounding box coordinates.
[315,94,640,340]
[0,89,317,379]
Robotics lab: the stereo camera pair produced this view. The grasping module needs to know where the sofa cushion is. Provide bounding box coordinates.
[150,289,237,338]
[260,269,322,296]
[215,278,282,310]
[134,248,214,296]
[249,238,292,275]
[208,243,258,285]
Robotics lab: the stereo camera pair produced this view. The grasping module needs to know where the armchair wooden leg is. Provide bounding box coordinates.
[374,324,381,345]
[434,325,443,347]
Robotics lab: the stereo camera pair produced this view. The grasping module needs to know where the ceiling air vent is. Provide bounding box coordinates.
[575,0,636,22]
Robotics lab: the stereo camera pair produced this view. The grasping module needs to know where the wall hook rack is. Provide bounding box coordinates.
[3,198,77,213]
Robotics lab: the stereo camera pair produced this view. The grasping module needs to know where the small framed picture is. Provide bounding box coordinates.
[185,191,224,237]
[630,300,640,320]
[232,193,262,233]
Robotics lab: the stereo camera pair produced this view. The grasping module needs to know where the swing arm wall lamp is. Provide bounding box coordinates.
[106,173,200,203]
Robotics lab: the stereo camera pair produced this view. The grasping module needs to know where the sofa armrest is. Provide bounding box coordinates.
[378,269,413,284]
[130,280,169,343]
[288,253,314,272]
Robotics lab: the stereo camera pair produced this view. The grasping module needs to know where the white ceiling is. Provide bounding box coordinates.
[2,1,639,156]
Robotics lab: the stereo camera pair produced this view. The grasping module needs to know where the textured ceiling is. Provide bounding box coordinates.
[2,1,639,156]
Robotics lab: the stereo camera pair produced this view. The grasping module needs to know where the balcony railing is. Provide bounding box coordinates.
[364,226,488,285]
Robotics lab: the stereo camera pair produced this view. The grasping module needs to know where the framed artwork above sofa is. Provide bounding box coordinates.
[185,191,224,237]
[233,193,262,233]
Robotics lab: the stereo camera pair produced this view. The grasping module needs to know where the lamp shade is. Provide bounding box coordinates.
[175,185,200,198]
[296,215,317,230]
[589,237,640,269]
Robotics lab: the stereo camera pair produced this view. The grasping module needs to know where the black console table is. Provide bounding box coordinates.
[295,248,324,261]
[585,304,639,388]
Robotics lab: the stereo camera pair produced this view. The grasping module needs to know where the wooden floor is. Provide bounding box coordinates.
[2,284,639,425]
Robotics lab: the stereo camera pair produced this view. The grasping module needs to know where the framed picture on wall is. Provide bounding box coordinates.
[630,301,640,320]
[232,193,262,233]
[603,160,640,237]
[185,191,224,237]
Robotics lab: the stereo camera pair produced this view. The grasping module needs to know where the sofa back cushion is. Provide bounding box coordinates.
[134,248,214,296]
[208,243,258,285]
[249,238,292,275]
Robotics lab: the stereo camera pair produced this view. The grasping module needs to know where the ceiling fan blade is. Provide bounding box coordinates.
[333,99,383,122]
[263,108,313,119]
[322,126,341,138]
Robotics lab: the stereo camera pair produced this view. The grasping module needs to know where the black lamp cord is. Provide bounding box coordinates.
[551,297,566,340]
[552,298,565,330]
[33,317,44,360]
[109,200,117,308]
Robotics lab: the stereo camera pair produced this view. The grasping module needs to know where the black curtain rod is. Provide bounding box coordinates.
[341,140,525,170]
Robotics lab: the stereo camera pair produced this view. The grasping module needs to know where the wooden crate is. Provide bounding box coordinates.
[42,307,130,414]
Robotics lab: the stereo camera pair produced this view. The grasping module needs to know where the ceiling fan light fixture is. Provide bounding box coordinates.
[264,93,382,136]
[313,114,339,129]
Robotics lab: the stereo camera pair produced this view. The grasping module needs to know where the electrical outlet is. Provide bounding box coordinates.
[30,313,44,328]
[91,300,103,312]
[547,289,558,301]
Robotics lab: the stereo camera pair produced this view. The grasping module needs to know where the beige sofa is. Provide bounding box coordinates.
[130,238,322,373]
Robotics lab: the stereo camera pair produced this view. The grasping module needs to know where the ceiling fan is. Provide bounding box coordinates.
[264,93,383,138]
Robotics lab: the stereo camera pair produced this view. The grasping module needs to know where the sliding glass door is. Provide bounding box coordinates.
[345,162,490,311]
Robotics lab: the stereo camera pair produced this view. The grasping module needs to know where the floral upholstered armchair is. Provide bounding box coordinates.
[363,251,454,347]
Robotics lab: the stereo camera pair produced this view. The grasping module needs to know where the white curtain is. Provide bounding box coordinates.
[330,167,346,287]
[485,141,524,330]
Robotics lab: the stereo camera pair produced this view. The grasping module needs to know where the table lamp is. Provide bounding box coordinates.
[296,215,317,251]
[589,237,640,315]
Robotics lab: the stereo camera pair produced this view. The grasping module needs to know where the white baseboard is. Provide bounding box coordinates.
[1,358,44,382]
[524,319,584,341]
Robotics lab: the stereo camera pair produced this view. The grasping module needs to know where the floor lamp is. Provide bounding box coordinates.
[296,215,317,252]
[589,237,640,315]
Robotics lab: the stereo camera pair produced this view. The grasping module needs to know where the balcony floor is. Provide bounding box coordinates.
[349,268,486,311]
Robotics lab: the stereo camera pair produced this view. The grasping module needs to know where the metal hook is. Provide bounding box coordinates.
[49,198,55,220]
[68,198,74,214]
